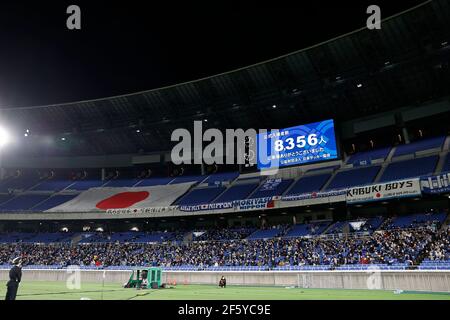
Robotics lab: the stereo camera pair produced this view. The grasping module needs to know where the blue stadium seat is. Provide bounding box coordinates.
[347,147,391,165]
[213,183,259,202]
[247,228,282,240]
[0,194,14,206]
[285,174,331,195]
[176,186,226,206]
[379,156,438,182]
[31,194,78,211]
[103,179,140,187]
[0,175,41,192]
[393,136,445,157]
[250,179,293,198]
[326,166,381,190]
[68,180,105,190]
[284,222,330,238]
[22,232,74,243]
[135,177,174,186]
[0,194,51,212]
[31,180,74,192]
[168,176,205,184]
[306,165,340,173]
[386,212,447,229]
[441,153,450,173]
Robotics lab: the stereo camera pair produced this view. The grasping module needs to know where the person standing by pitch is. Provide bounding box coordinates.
[5,257,22,300]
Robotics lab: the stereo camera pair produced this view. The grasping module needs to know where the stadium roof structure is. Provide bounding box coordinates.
[0,0,449,156]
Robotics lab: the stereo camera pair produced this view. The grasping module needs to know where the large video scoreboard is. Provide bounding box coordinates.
[256,119,338,170]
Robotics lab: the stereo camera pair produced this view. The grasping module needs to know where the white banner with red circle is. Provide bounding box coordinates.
[45,182,195,212]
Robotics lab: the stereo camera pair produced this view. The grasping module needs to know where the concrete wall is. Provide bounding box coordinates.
[1,269,449,292]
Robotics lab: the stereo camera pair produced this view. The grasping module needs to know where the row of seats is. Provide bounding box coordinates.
[0,194,78,212]
[0,232,74,243]
[325,217,384,234]
[284,222,331,238]
[0,172,239,192]
[0,213,443,244]
[418,260,450,270]
[179,152,440,205]
[384,213,447,229]
[346,136,446,164]
[0,263,414,271]
[0,137,447,211]
[79,231,178,243]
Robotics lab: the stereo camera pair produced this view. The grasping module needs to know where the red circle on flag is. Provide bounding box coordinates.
[96,191,149,210]
[376,192,381,198]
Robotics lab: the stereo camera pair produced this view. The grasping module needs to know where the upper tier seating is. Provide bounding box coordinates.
[250,179,293,198]
[68,180,105,190]
[347,147,391,165]
[168,176,205,184]
[325,166,381,190]
[213,183,259,202]
[285,174,331,195]
[0,194,50,212]
[176,186,226,206]
[102,178,140,187]
[0,195,14,205]
[0,175,40,192]
[393,136,445,157]
[203,172,239,185]
[306,165,340,173]
[31,194,78,211]
[135,177,173,187]
[31,179,74,192]
[379,155,438,182]
[283,222,331,238]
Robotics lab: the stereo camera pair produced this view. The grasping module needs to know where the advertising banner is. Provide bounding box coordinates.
[346,178,421,204]
[107,206,177,215]
[421,173,450,194]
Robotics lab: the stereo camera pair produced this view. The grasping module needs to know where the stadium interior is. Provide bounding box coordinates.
[0,0,449,299]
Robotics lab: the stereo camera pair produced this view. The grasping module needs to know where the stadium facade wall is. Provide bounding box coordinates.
[0,269,449,292]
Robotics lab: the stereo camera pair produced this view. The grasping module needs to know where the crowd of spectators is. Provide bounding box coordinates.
[193,228,256,241]
[426,227,449,261]
[0,227,443,268]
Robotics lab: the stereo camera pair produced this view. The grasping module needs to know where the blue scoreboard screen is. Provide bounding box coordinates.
[256,119,338,170]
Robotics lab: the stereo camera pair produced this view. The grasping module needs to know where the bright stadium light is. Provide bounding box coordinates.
[0,127,10,147]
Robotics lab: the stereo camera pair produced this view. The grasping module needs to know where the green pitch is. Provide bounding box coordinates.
[0,281,449,300]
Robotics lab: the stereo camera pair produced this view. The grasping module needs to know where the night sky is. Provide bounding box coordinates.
[0,0,426,108]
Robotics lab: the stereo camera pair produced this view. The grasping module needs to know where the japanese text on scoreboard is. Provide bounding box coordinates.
[257,119,338,170]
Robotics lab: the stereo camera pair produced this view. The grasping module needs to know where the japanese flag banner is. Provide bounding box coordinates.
[46,182,194,212]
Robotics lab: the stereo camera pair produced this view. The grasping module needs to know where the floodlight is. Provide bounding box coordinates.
[0,127,10,147]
